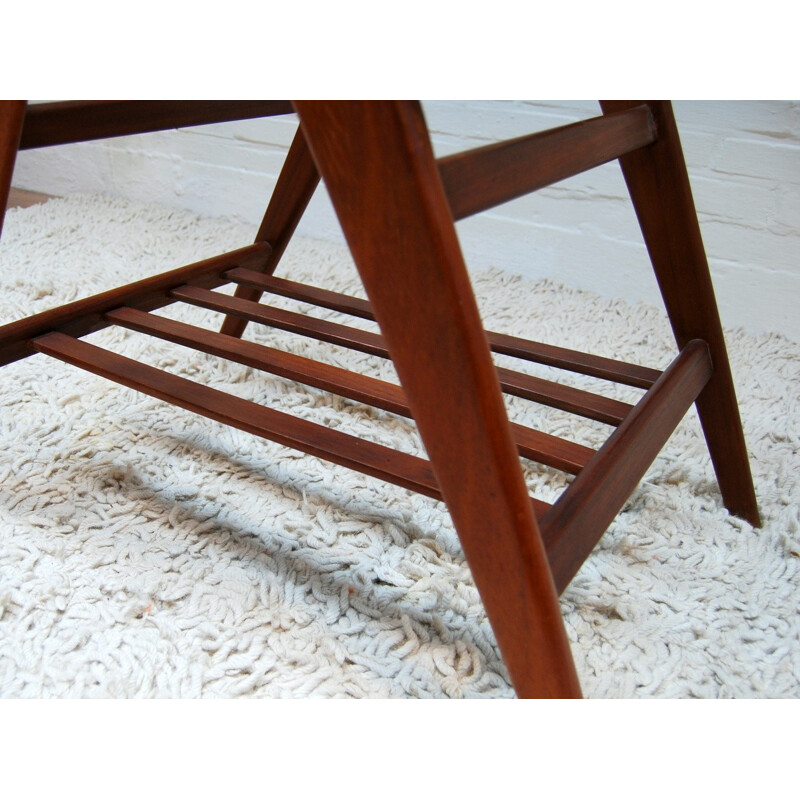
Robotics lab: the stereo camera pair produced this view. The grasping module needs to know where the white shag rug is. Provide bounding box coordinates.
[0,193,797,699]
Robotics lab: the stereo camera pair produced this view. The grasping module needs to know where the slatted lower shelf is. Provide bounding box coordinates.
[172,284,635,426]
[540,339,713,592]
[224,267,662,389]
[31,318,712,594]
[5,251,717,596]
[33,331,555,518]
[105,306,595,476]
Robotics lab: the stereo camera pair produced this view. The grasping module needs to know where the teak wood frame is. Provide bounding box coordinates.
[0,100,760,698]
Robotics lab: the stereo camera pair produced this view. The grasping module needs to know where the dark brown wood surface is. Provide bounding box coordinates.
[0,101,27,238]
[439,104,656,220]
[226,266,662,388]
[0,243,270,366]
[33,331,442,498]
[601,101,760,527]
[33,330,554,520]
[219,126,320,338]
[107,305,595,475]
[541,340,713,593]
[295,100,582,699]
[0,98,762,699]
[174,284,634,424]
[19,101,295,150]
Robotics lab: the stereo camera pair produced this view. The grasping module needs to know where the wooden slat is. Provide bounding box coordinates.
[540,340,714,594]
[19,101,295,150]
[33,332,438,497]
[220,126,321,339]
[172,285,634,425]
[174,284,389,354]
[31,331,554,518]
[296,100,579,699]
[1,101,26,239]
[106,306,595,474]
[0,243,270,367]
[514,424,594,475]
[494,366,630,426]
[487,330,660,389]
[226,266,661,388]
[602,101,760,528]
[227,268,375,320]
[438,104,657,220]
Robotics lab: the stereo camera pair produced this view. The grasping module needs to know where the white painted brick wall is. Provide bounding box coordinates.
[11,101,800,340]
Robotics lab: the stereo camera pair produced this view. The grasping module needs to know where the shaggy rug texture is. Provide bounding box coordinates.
[0,194,797,699]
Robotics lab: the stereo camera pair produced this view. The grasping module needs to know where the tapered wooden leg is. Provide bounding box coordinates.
[0,101,27,240]
[219,125,320,338]
[601,101,760,527]
[295,101,581,698]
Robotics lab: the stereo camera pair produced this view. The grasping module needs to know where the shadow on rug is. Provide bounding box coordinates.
[1,194,798,698]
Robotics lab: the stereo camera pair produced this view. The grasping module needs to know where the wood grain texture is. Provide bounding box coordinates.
[19,101,295,150]
[295,100,581,699]
[601,101,760,527]
[174,284,634,424]
[107,305,595,475]
[541,340,713,593]
[438,104,656,220]
[219,125,320,338]
[226,266,662,388]
[32,332,440,498]
[1,97,761,700]
[0,243,270,367]
[0,101,27,239]
[33,330,554,520]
